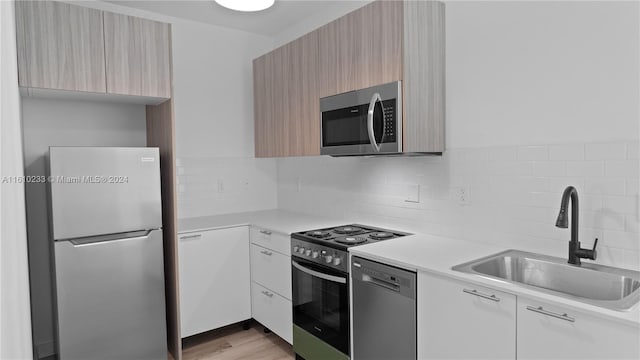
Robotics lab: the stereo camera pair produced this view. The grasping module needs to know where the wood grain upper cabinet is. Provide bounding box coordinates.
[253,32,320,157]
[253,49,286,158]
[15,1,106,92]
[103,13,171,98]
[253,0,445,157]
[317,1,403,97]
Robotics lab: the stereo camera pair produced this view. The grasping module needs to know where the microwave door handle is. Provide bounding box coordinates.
[367,92,383,152]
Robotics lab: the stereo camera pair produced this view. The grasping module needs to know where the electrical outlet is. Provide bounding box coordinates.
[243,178,249,190]
[453,186,471,205]
[296,177,302,192]
[217,179,224,193]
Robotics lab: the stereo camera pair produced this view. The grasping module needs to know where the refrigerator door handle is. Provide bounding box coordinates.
[68,229,158,247]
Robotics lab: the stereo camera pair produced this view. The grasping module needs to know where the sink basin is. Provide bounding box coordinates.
[452,250,640,310]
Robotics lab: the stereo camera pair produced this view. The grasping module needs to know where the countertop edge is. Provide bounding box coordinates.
[349,246,640,328]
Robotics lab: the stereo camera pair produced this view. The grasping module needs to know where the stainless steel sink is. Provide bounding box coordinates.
[452,250,640,310]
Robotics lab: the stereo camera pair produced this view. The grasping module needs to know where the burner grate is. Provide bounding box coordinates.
[333,226,363,235]
[335,236,367,245]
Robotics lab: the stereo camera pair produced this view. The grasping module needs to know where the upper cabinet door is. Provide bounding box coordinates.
[253,32,320,158]
[282,32,320,156]
[253,49,287,158]
[318,0,403,97]
[15,1,106,92]
[103,13,171,98]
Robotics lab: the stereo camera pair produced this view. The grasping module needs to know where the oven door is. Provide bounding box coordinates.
[320,81,402,156]
[292,257,349,355]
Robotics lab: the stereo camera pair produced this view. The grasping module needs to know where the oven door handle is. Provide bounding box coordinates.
[367,92,383,153]
[292,260,347,284]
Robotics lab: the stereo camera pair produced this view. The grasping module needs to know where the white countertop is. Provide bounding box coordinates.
[349,234,640,327]
[179,209,640,327]
[178,209,344,235]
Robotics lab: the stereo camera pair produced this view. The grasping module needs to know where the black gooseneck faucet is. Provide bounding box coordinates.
[555,186,598,266]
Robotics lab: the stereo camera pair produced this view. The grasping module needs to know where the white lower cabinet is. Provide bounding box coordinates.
[517,298,640,360]
[178,226,251,338]
[418,272,516,359]
[250,243,292,299]
[418,271,640,360]
[251,282,293,344]
[250,226,293,344]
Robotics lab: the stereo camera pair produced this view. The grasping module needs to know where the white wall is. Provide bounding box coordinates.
[21,97,147,358]
[277,1,640,269]
[1,1,33,358]
[446,1,639,148]
[171,18,278,218]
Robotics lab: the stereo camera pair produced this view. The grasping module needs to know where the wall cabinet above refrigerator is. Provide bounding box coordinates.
[253,0,445,157]
[15,1,171,102]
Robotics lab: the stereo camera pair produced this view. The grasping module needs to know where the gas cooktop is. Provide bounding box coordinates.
[291,224,411,272]
[292,224,411,250]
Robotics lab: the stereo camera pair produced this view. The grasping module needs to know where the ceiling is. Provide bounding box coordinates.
[105,0,370,36]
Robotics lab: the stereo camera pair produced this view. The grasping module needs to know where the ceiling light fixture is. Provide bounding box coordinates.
[215,0,275,12]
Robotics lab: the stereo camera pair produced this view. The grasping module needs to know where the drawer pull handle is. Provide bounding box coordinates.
[260,230,272,235]
[260,250,273,256]
[261,290,273,298]
[463,288,500,302]
[526,306,575,322]
[180,234,202,240]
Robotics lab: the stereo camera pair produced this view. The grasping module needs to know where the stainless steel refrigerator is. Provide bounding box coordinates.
[49,147,167,360]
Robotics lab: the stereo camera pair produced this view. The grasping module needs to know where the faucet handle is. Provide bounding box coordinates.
[575,238,598,261]
[590,238,598,260]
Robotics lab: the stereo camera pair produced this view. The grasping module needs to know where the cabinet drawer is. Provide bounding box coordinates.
[250,226,291,256]
[178,227,251,337]
[251,282,293,344]
[250,244,292,299]
[517,298,640,359]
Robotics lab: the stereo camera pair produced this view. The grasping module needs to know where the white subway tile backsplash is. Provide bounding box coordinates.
[532,161,566,177]
[604,196,637,214]
[517,146,549,161]
[585,142,627,160]
[625,214,639,233]
[605,160,639,178]
[582,210,626,231]
[627,141,639,160]
[627,178,639,195]
[488,146,518,161]
[565,161,604,177]
[585,177,626,196]
[549,144,585,161]
[276,140,638,270]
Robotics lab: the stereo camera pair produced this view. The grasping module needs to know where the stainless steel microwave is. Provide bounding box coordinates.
[320,81,402,156]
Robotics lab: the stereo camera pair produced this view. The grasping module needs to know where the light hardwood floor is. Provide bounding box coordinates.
[181,322,294,360]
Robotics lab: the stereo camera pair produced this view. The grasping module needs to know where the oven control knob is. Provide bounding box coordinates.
[325,255,333,263]
[293,246,299,253]
[298,247,305,254]
[311,251,319,259]
[305,249,311,256]
[333,258,342,266]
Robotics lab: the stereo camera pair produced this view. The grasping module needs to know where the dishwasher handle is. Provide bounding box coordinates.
[362,274,400,292]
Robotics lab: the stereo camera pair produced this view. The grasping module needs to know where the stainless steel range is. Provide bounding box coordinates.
[290,224,410,360]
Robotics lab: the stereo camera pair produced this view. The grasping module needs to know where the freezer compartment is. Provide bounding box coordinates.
[54,229,167,360]
[49,147,162,240]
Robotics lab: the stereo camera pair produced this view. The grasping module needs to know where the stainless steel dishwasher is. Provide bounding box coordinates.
[351,256,417,360]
